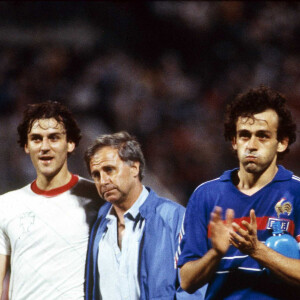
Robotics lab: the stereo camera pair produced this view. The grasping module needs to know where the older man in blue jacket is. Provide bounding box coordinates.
[84,131,206,300]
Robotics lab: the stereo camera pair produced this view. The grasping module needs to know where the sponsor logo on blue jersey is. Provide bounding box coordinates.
[267,218,290,232]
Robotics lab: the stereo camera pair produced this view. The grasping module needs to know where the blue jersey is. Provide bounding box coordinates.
[177,165,300,300]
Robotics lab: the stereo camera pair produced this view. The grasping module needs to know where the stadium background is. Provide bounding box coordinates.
[0,1,299,205]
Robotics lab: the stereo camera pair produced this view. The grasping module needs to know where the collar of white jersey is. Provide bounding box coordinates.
[31,174,79,197]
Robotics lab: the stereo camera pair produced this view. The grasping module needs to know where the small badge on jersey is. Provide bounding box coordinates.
[19,212,35,233]
[267,218,290,231]
[275,197,292,218]
[266,198,293,232]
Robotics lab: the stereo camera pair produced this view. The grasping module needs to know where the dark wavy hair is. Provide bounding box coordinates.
[85,131,146,181]
[224,86,296,159]
[17,101,81,150]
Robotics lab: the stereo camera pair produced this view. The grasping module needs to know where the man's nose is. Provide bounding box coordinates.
[247,136,258,150]
[41,138,51,151]
[100,172,110,185]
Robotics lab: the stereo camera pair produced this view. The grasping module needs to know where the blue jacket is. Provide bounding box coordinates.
[85,188,205,300]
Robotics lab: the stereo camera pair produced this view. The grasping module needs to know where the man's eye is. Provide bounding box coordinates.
[239,134,250,139]
[91,172,100,180]
[238,131,251,139]
[50,135,59,141]
[257,133,269,140]
[31,137,41,142]
[105,167,114,174]
[259,136,269,140]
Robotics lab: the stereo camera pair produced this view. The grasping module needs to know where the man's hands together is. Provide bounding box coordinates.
[209,206,234,256]
[230,209,260,255]
[210,207,260,256]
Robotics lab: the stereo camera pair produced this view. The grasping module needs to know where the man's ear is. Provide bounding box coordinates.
[130,161,140,178]
[231,137,237,150]
[67,141,76,154]
[24,144,29,154]
[277,137,289,153]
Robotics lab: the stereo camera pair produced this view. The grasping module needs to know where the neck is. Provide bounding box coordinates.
[36,168,72,191]
[113,183,143,224]
[236,163,278,196]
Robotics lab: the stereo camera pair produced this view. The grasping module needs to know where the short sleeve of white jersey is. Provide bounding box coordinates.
[0,228,11,255]
[0,196,11,255]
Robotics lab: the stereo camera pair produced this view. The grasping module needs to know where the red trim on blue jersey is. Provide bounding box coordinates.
[208,216,295,237]
[31,174,79,197]
[296,235,300,243]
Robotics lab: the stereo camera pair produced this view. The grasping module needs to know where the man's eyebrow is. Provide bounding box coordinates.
[237,129,250,134]
[48,132,66,135]
[237,129,272,135]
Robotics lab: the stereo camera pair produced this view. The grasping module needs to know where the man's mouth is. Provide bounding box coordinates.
[245,155,258,162]
[39,156,53,164]
[101,184,117,196]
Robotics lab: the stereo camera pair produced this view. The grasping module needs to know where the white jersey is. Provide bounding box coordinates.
[0,175,101,300]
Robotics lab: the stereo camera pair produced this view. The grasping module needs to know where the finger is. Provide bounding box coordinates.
[214,206,222,217]
[229,230,245,244]
[250,209,257,232]
[241,220,253,234]
[211,206,222,222]
[250,209,256,225]
[225,208,234,226]
[232,222,250,239]
[229,237,241,249]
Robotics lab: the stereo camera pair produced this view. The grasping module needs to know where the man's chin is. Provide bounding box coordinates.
[103,192,119,204]
[244,162,260,173]
[104,197,118,203]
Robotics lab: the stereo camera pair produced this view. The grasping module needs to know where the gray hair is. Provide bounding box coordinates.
[85,131,146,181]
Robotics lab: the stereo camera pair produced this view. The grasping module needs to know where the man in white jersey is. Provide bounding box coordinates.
[0,101,102,300]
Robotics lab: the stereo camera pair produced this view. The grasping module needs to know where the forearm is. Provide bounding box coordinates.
[180,248,223,293]
[0,254,9,297]
[252,242,300,286]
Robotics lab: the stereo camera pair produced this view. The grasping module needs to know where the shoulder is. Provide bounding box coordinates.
[194,177,222,194]
[291,174,300,186]
[144,188,185,219]
[289,174,300,197]
[192,169,235,196]
[185,171,234,214]
[77,176,97,187]
[0,185,32,218]
[276,166,300,192]
[71,176,105,209]
[72,176,99,199]
[0,184,31,201]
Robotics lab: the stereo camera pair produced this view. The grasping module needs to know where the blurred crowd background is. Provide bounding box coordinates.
[0,1,299,205]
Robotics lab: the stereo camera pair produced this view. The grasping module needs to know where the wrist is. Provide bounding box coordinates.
[249,241,265,259]
[211,247,226,258]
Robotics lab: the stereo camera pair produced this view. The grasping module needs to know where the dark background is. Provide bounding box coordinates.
[0,2,299,205]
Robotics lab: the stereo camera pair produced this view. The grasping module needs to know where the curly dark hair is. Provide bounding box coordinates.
[17,101,81,150]
[224,85,296,159]
[85,131,146,181]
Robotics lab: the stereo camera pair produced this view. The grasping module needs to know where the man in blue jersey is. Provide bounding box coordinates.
[178,86,300,299]
[84,131,206,300]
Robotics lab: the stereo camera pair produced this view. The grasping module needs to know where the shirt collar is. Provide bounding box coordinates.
[220,165,293,182]
[125,185,149,220]
[31,174,79,197]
